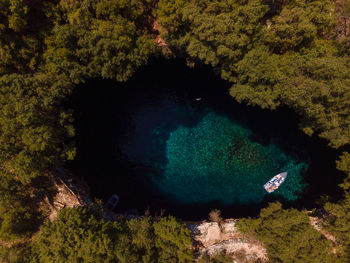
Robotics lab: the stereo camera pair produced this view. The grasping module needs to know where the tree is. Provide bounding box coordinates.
[0,170,41,241]
[0,0,57,74]
[156,0,350,149]
[0,243,34,263]
[264,0,335,53]
[324,195,350,261]
[335,152,350,191]
[323,152,350,260]
[43,0,155,82]
[36,207,125,263]
[35,208,193,263]
[198,253,233,263]
[0,201,40,241]
[157,0,269,69]
[153,216,193,263]
[237,202,338,263]
[0,73,75,182]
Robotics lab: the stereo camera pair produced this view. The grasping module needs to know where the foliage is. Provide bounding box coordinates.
[157,0,268,67]
[35,207,193,263]
[153,216,193,263]
[43,0,155,82]
[324,194,350,260]
[36,207,123,263]
[198,253,234,263]
[0,0,156,256]
[0,0,349,261]
[0,71,73,241]
[0,73,75,182]
[336,152,350,191]
[156,0,350,148]
[321,152,350,260]
[0,201,40,241]
[0,243,34,263]
[0,0,56,75]
[237,202,338,263]
[0,170,42,241]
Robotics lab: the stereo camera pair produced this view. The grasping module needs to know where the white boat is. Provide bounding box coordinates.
[263,172,287,193]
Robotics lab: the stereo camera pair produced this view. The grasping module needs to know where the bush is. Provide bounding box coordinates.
[208,209,222,223]
[35,208,193,263]
[0,244,35,263]
[198,253,233,263]
[236,202,339,263]
[153,216,193,263]
[0,202,41,242]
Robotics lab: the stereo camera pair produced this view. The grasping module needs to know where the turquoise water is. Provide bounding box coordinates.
[122,100,307,205]
[71,60,342,219]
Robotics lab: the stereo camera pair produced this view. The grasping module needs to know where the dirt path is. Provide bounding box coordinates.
[309,216,340,253]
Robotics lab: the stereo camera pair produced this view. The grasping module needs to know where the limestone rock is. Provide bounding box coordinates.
[188,220,268,263]
[42,167,91,221]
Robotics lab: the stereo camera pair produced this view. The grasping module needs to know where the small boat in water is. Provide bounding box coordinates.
[264,172,287,193]
[106,194,119,210]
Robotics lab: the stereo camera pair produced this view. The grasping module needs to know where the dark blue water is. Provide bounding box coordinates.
[69,59,343,220]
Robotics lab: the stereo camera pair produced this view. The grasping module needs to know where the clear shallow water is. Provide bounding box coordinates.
[122,99,307,205]
[70,59,343,220]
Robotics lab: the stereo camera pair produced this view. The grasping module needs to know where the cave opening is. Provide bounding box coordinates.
[68,59,343,220]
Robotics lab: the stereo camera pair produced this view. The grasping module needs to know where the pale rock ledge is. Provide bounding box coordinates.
[187,220,268,262]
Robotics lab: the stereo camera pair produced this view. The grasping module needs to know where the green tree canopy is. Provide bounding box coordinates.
[35,208,193,263]
[237,202,339,263]
[43,0,155,82]
[0,73,74,182]
[0,0,57,75]
[156,0,350,148]
[324,195,350,261]
[153,216,193,263]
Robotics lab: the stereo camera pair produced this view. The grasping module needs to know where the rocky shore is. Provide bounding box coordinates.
[188,220,268,262]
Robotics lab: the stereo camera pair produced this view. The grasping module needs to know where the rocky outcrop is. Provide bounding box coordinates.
[42,168,91,220]
[188,220,268,262]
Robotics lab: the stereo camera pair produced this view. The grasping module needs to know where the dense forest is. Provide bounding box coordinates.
[0,0,349,262]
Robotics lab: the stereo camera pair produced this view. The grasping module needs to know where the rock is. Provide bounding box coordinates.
[188,220,268,263]
[42,167,91,221]
[188,222,221,247]
[199,239,266,261]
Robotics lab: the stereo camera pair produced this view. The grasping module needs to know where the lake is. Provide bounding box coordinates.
[69,59,343,220]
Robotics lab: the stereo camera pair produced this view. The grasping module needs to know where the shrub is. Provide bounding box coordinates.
[236,202,338,263]
[208,209,222,223]
[35,208,193,263]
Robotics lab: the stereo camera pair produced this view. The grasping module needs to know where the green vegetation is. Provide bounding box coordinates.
[0,73,75,182]
[43,0,156,82]
[323,152,350,260]
[0,0,349,262]
[0,0,156,252]
[198,253,234,263]
[0,0,52,75]
[34,207,192,263]
[237,202,341,263]
[0,171,41,242]
[0,243,34,263]
[324,195,350,261]
[156,0,350,148]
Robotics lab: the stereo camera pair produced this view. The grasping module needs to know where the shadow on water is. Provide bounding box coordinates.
[68,58,344,220]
